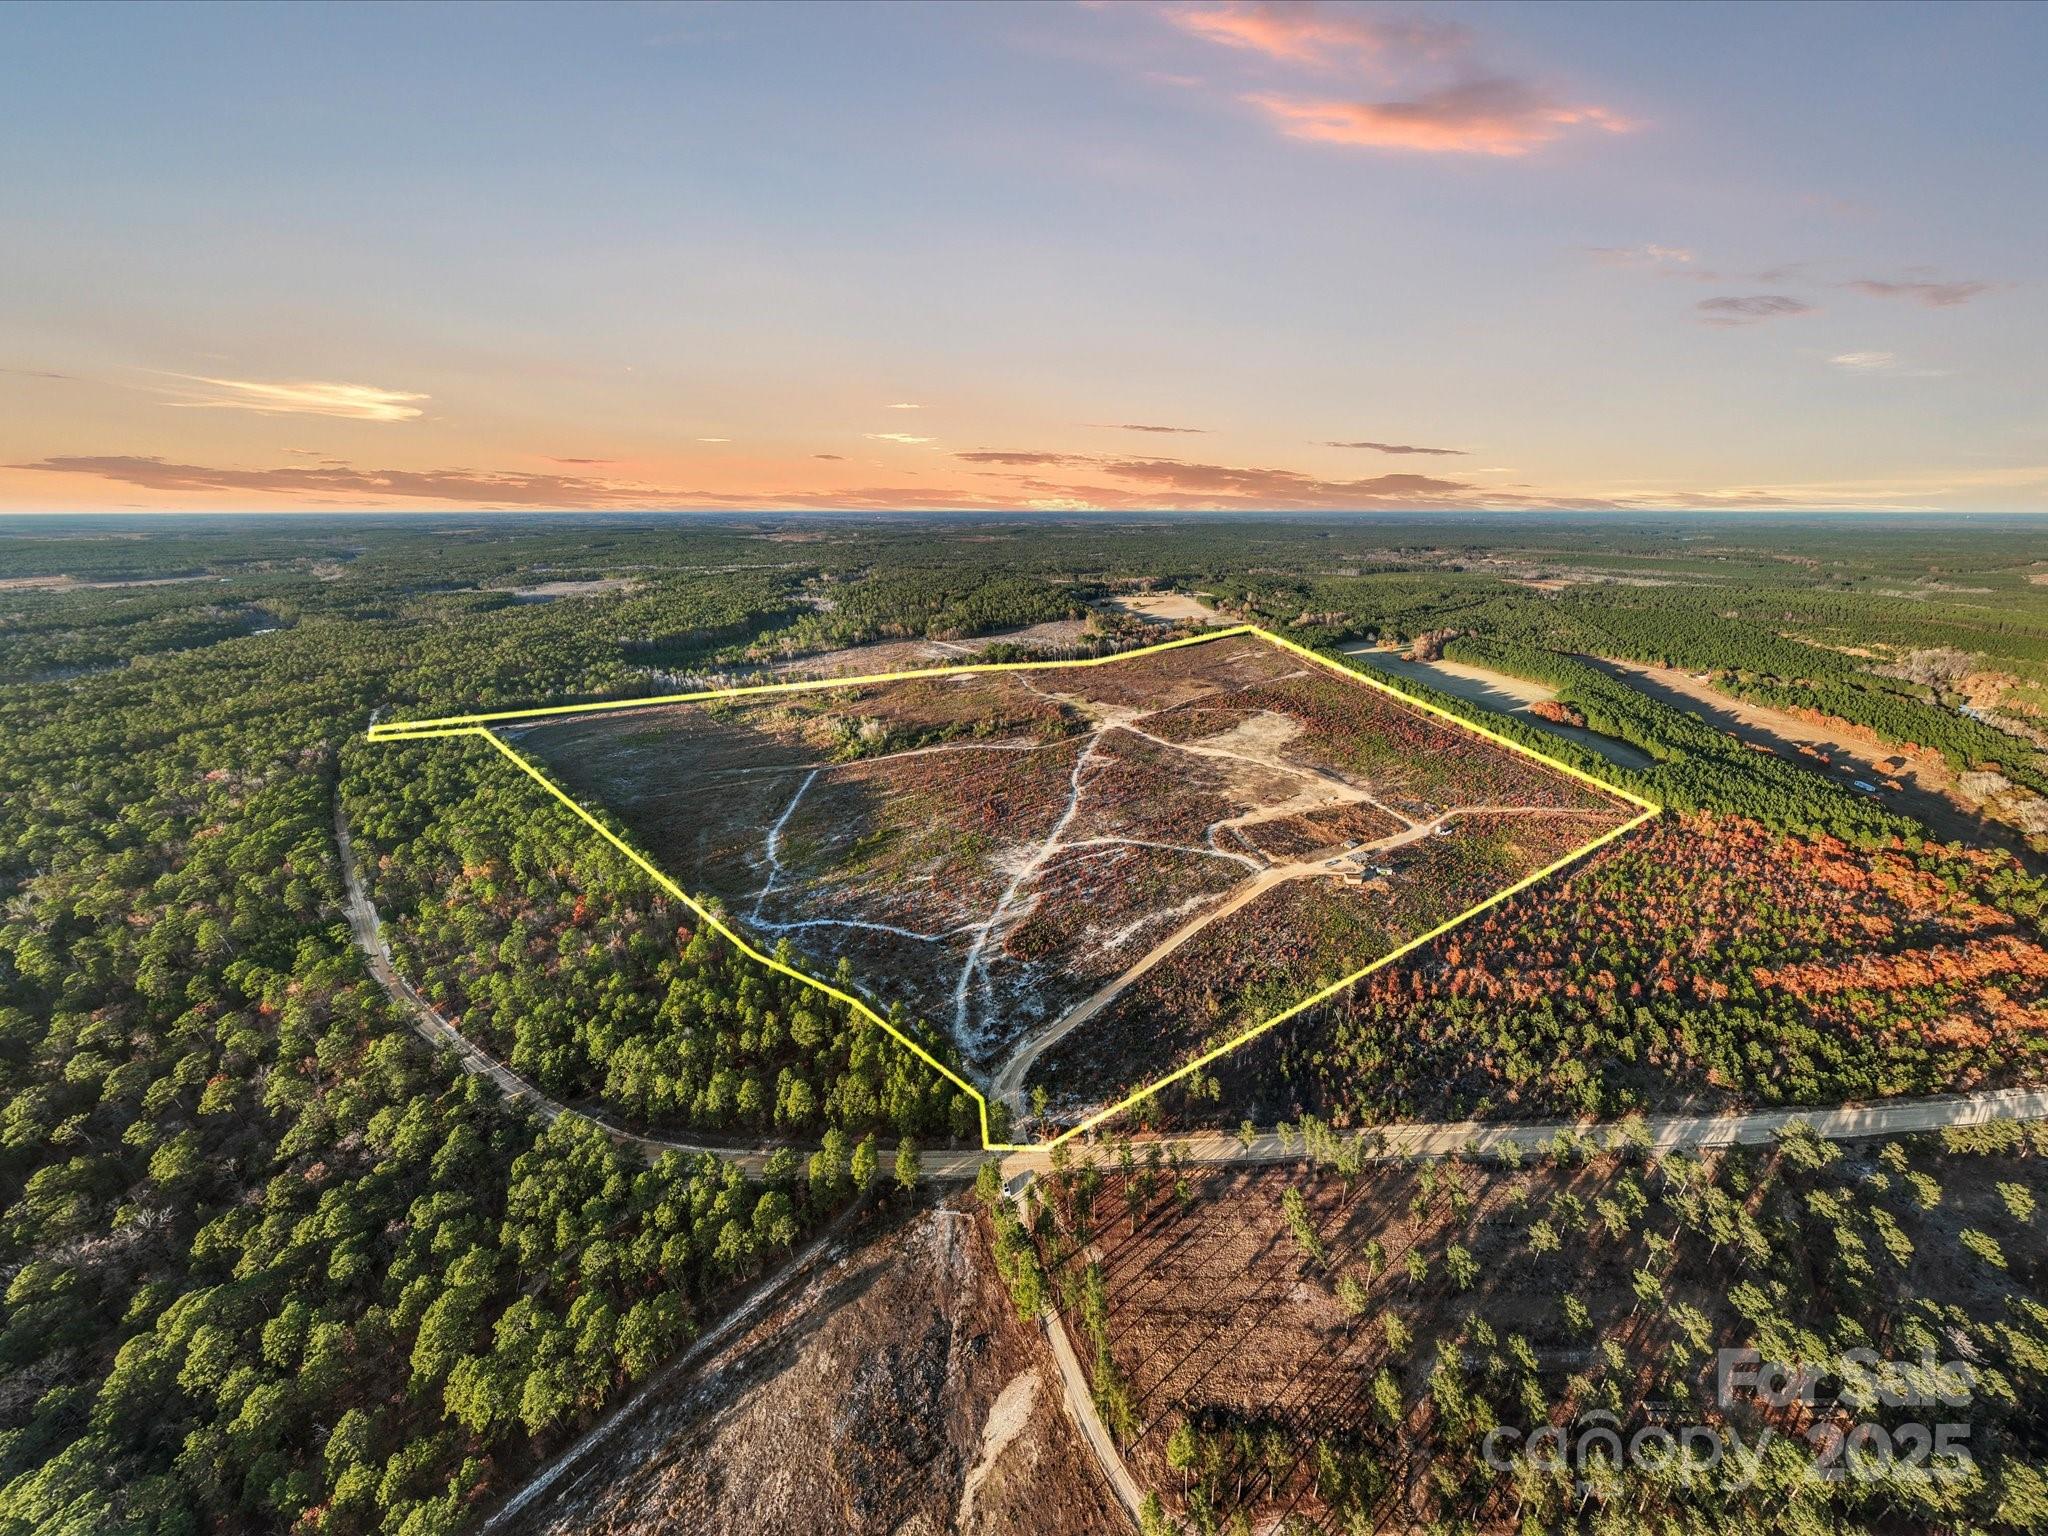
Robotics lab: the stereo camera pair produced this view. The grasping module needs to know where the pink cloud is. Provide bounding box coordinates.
[1588,244,1697,268]
[13,455,666,508]
[10,448,1828,515]
[958,450,1079,467]
[1323,439,1466,456]
[1244,76,1633,156]
[954,448,1473,507]
[1164,1,1466,69]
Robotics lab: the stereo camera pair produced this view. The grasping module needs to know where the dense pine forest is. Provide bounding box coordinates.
[5,511,2048,1534]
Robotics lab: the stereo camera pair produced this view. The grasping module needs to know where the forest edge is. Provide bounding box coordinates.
[363,624,1660,1154]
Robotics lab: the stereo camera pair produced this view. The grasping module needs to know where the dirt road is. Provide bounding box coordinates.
[997,1085,2048,1175]
[1581,655,2009,851]
[480,1197,873,1533]
[335,799,982,1175]
[341,795,2048,1179]
[1039,1308,1146,1525]
[1340,644,1653,769]
[338,803,574,1126]
[989,805,1614,1114]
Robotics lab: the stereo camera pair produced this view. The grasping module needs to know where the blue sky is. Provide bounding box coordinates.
[3,1,2044,511]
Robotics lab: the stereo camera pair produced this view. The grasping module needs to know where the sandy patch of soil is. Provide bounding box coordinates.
[503,577,642,601]
[956,1369,1042,1528]
[0,573,206,591]
[0,575,78,592]
[1099,591,1229,625]
[504,1203,1125,1536]
[1588,655,2039,856]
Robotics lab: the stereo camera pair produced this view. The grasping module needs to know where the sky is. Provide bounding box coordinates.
[3,0,2045,514]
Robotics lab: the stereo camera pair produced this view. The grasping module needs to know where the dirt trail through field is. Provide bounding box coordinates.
[721,680,1392,1057]
[933,670,1390,1054]
[344,785,2048,1189]
[750,766,819,919]
[990,806,1617,1114]
[952,733,1108,1043]
[1113,712,1422,839]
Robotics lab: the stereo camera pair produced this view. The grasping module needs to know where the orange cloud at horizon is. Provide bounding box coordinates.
[12,441,2001,517]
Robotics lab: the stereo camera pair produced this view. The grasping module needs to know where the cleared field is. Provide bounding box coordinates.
[1099,591,1230,625]
[501,1201,1124,1536]
[1022,806,1633,1107]
[492,632,1640,1120]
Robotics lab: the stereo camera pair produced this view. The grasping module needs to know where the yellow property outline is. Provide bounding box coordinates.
[368,624,1658,1153]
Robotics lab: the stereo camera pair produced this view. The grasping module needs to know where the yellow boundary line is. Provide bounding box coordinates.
[367,624,1259,738]
[368,625,1658,1153]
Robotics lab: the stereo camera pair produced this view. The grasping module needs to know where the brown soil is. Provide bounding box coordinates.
[1238,803,1410,862]
[511,633,1631,1085]
[1047,1135,2048,1532]
[506,1200,1126,1536]
[1586,655,2040,859]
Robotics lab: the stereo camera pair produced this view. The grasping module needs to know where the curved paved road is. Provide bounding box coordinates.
[337,801,2048,1183]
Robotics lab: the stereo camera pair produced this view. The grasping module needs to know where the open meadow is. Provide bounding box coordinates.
[504,630,1639,1123]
